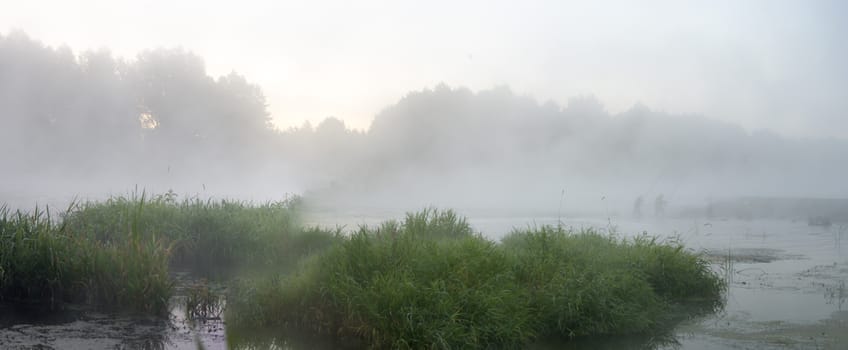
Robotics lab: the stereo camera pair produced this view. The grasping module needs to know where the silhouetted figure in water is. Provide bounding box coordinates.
[633,196,644,219]
[654,194,667,218]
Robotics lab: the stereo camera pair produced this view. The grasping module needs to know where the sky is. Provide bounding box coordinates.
[2,0,846,138]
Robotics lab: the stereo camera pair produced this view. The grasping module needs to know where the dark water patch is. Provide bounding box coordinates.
[0,303,83,329]
[0,272,228,349]
[0,311,169,349]
[704,248,804,264]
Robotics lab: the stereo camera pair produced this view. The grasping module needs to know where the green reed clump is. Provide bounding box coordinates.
[63,192,336,270]
[185,280,224,322]
[228,209,535,348]
[626,235,725,304]
[228,210,725,348]
[402,207,474,239]
[0,205,172,313]
[501,226,724,338]
[1,206,84,306]
[2,192,337,315]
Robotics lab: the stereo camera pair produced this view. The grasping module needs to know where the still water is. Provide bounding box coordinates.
[2,212,846,349]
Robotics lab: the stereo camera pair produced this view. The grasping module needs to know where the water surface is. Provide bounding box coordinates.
[2,213,846,349]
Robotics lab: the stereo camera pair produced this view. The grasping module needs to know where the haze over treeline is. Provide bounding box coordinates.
[2,33,847,215]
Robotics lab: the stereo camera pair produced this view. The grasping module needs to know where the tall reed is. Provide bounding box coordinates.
[227,209,726,348]
[0,202,172,313]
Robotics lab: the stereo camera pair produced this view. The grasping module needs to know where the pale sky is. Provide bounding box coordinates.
[2,0,846,137]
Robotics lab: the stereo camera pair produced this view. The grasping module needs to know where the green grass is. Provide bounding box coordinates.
[63,191,338,270]
[227,209,726,349]
[3,195,725,346]
[502,227,724,338]
[1,191,338,314]
[184,280,224,322]
[0,205,172,313]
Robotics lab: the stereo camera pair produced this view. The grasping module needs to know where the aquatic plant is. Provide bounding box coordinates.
[3,195,725,345]
[63,191,338,270]
[0,204,172,313]
[502,227,725,337]
[185,280,224,322]
[1,192,336,314]
[229,209,535,348]
[227,209,726,348]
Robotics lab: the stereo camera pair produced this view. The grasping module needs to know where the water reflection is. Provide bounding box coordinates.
[226,326,361,350]
[2,217,847,349]
[825,280,846,311]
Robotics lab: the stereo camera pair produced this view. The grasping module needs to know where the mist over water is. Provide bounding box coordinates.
[2,32,847,219]
[2,13,848,347]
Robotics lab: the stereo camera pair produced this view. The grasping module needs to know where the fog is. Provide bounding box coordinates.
[2,32,847,218]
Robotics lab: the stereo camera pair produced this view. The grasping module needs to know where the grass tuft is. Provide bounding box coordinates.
[1,192,334,314]
[3,196,724,346]
[0,203,172,313]
[227,211,726,348]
